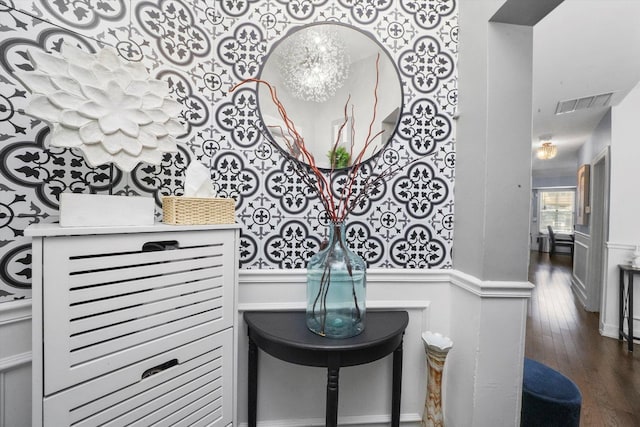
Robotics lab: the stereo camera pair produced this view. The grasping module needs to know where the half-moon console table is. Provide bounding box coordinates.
[244,310,409,427]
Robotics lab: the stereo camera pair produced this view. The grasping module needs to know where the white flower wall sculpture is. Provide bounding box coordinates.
[14,43,184,172]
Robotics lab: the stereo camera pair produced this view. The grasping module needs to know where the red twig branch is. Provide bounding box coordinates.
[336,53,382,221]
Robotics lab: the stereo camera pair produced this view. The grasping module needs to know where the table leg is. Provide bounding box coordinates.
[248,337,258,427]
[391,339,403,427]
[629,274,635,352]
[326,355,340,427]
[620,269,625,341]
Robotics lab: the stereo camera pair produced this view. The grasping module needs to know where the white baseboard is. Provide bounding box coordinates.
[236,412,422,427]
[600,323,619,340]
[571,276,587,308]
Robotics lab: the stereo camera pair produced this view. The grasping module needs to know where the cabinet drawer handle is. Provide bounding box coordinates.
[142,240,179,252]
[141,359,179,379]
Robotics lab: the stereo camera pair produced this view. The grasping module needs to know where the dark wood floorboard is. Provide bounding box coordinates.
[525,251,640,427]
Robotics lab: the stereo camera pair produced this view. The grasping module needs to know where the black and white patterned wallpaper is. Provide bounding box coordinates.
[0,0,457,301]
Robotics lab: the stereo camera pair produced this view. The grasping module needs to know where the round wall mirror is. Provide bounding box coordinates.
[258,22,403,170]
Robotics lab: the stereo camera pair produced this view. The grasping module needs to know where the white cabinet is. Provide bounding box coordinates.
[26,223,239,427]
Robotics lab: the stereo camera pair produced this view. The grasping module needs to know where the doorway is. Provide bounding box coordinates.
[586,149,610,321]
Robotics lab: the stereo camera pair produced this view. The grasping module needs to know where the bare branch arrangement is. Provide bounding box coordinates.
[230,54,429,337]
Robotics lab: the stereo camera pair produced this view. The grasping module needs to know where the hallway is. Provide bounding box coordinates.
[525,251,640,426]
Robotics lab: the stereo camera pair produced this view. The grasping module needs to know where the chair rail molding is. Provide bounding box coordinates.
[0,299,31,326]
[448,270,534,297]
[0,268,532,427]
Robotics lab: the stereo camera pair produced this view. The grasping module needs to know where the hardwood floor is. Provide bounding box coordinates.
[525,251,640,427]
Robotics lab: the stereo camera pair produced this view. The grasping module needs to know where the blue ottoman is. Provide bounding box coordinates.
[521,358,582,427]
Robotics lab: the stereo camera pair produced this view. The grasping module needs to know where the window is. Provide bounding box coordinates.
[538,190,575,234]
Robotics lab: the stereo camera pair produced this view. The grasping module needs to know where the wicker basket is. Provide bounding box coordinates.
[162,196,236,225]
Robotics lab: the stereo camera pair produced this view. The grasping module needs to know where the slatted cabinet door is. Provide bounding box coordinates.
[27,224,239,427]
[44,329,233,426]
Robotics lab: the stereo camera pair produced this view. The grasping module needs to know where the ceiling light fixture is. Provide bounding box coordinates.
[278,28,350,103]
[537,141,557,160]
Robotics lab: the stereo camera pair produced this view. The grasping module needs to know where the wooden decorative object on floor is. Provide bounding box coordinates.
[422,331,453,427]
[162,196,235,225]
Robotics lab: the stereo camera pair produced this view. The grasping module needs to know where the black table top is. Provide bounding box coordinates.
[619,264,640,272]
[244,310,409,368]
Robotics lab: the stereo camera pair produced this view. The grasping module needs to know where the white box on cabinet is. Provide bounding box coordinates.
[59,193,155,227]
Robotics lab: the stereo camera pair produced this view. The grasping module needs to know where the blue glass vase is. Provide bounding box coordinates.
[306,221,366,338]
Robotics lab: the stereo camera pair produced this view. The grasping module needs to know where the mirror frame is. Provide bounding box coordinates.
[256,21,404,172]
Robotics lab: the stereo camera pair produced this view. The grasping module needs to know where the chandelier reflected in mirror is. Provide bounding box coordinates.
[278,27,350,103]
[537,141,557,160]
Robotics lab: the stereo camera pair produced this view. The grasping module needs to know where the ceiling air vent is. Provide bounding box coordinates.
[555,92,613,115]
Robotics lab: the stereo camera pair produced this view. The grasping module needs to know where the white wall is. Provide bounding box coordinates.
[455,0,533,282]
[454,0,495,280]
[610,84,640,245]
[1,269,531,427]
[0,300,31,427]
[568,111,612,312]
[452,1,535,425]
[599,81,640,339]
[578,111,611,180]
[576,110,611,235]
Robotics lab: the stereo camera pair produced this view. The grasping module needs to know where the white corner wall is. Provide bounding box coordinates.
[447,272,532,427]
[1,270,531,427]
[610,83,640,246]
[600,81,640,339]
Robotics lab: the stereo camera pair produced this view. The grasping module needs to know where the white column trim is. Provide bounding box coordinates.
[0,270,531,321]
[237,300,431,312]
[365,268,451,283]
[239,269,533,298]
[448,270,534,298]
[238,268,306,284]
